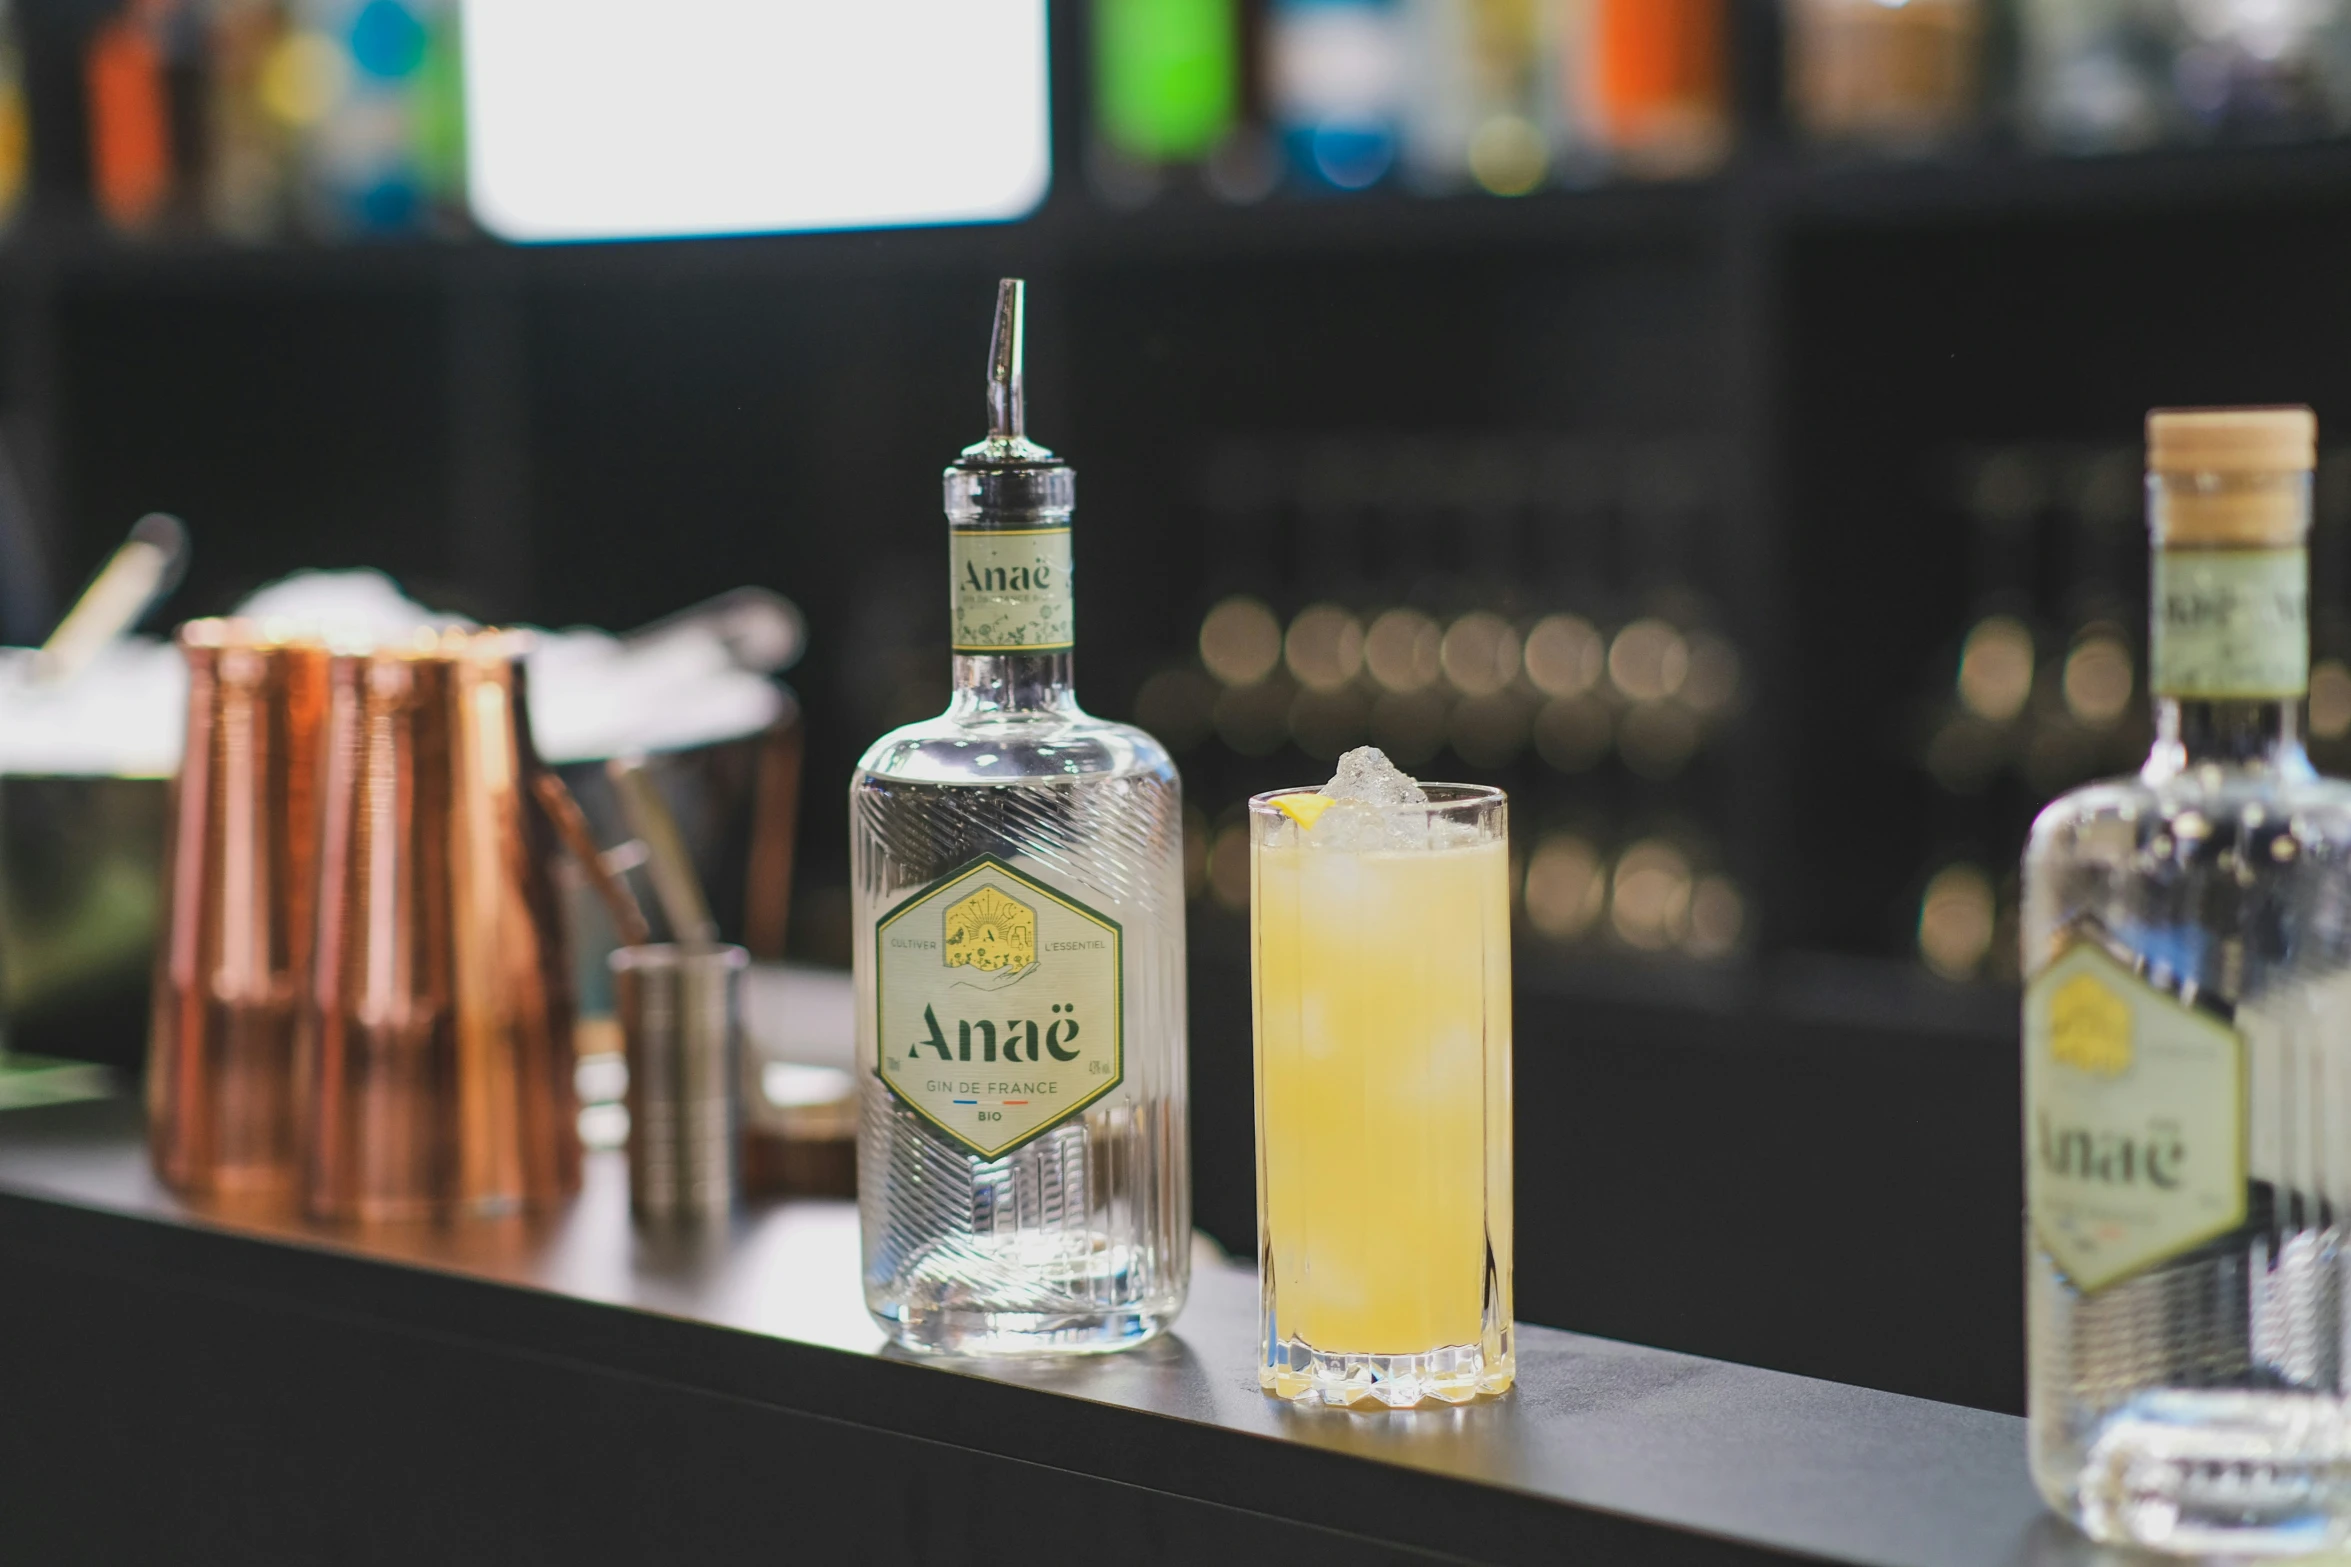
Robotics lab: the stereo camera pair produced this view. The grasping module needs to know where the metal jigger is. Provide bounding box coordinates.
[607,755,743,1222]
[611,943,745,1222]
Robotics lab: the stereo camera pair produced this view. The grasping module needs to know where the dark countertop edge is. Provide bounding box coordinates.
[0,1180,1811,1567]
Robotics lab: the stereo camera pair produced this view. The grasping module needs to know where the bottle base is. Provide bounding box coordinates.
[1260,1339,1513,1408]
[2061,1391,2351,1557]
[875,1303,1179,1358]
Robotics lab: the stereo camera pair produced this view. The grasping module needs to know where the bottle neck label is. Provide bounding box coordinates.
[2150,546,2307,700]
[2024,938,2246,1294]
[951,527,1074,654]
[872,854,1124,1161]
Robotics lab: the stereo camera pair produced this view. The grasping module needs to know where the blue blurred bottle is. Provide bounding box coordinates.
[1265,0,1402,190]
[286,0,464,237]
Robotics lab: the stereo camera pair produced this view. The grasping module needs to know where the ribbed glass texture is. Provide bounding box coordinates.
[852,653,1190,1355]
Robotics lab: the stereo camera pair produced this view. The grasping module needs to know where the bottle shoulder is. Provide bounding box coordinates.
[853,706,1179,790]
[2029,763,2351,856]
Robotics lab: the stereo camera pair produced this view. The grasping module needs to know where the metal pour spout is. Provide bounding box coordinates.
[987,277,1024,440]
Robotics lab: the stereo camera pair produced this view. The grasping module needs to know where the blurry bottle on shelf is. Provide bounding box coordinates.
[87,0,201,237]
[2169,0,2351,142]
[1784,0,1986,154]
[2015,0,2179,153]
[1267,0,1404,189]
[1092,0,1277,203]
[1569,0,1730,178]
[284,0,465,237]
[2017,0,2351,152]
[203,0,296,241]
[0,2,30,236]
[1400,0,1562,195]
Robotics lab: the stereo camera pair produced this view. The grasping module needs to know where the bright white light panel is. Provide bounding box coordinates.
[463,0,1052,242]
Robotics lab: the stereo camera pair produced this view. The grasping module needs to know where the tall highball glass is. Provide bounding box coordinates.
[1250,783,1513,1407]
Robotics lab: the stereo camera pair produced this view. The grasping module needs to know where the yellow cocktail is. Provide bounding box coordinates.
[1251,772,1512,1406]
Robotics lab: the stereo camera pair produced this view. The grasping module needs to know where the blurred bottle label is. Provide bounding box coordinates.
[2025,940,2245,1294]
[874,856,1124,1160]
[2150,547,2308,700]
[951,527,1075,653]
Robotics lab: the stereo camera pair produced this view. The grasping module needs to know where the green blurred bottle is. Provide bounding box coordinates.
[1092,0,1262,202]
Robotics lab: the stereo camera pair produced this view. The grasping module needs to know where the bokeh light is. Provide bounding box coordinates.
[1957,616,2033,722]
[1364,607,1442,693]
[1201,596,1283,686]
[1610,839,1692,950]
[1468,114,1546,195]
[2061,633,2133,728]
[1523,613,1604,698]
[1441,611,1519,698]
[1523,834,1604,940]
[1285,603,1365,691]
[1608,618,1689,703]
[1918,863,1995,980]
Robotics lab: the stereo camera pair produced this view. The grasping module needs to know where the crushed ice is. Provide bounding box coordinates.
[1324,745,1428,806]
[1300,746,1476,851]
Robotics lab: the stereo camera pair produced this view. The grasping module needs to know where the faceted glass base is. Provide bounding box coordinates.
[2059,1392,2351,1557]
[876,1304,1176,1358]
[1259,1338,1514,1408]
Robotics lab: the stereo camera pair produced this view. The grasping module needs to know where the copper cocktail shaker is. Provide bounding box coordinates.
[303,629,580,1221]
[148,621,330,1196]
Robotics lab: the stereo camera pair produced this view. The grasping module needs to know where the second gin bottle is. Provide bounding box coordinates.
[2025,406,2351,1553]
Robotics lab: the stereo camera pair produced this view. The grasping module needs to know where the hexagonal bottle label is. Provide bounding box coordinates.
[2025,941,2246,1293]
[874,855,1123,1160]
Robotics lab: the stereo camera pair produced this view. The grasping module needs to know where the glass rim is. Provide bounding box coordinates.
[1247,782,1505,817]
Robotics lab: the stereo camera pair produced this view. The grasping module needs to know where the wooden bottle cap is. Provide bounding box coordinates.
[2146,405,2315,547]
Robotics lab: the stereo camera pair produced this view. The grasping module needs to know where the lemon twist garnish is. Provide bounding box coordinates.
[1272,793,1335,829]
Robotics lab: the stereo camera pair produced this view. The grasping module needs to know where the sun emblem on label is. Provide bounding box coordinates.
[2050,971,2132,1077]
[945,885,1036,974]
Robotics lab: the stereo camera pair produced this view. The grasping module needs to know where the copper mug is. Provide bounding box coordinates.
[302,629,580,1221]
[148,621,331,1197]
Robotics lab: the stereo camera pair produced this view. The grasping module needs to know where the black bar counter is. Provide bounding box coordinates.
[0,1096,2098,1566]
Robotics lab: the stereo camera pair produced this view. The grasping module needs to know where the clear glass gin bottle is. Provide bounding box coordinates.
[2024,405,2351,1554]
[851,280,1191,1355]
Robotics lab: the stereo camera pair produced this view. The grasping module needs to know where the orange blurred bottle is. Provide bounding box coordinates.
[1570,0,1728,177]
[87,0,186,235]
[0,0,32,235]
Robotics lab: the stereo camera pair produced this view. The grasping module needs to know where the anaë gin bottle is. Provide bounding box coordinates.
[851,280,1190,1354]
[2024,406,2351,1554]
